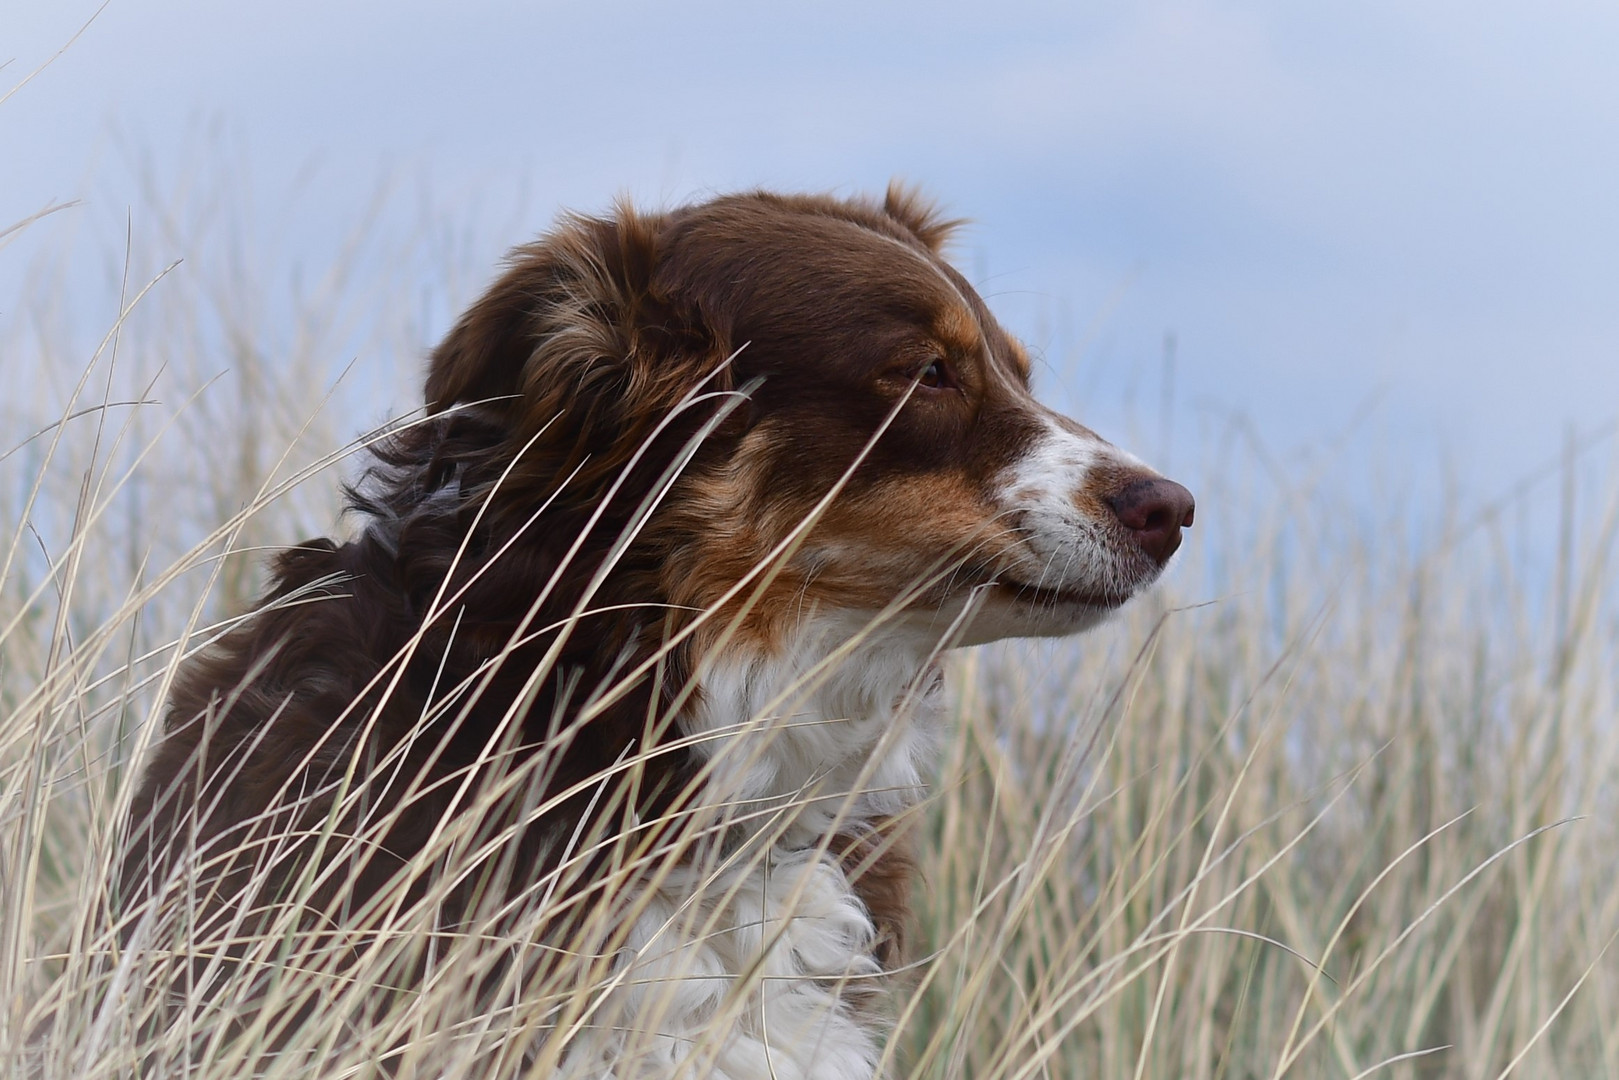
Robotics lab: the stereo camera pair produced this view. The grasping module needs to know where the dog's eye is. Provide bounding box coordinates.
[917,360,949,389]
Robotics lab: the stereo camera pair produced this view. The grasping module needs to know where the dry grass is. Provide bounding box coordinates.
[2,176,1617,1078]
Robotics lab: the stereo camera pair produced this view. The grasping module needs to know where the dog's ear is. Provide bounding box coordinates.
[882,181,965,254]
[423,242,554,415]
[423,203,734,475]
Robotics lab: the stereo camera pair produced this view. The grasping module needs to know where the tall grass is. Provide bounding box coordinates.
[2,174,1616,1077]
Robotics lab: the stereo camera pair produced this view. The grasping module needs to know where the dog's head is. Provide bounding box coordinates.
[417,186,1192,654]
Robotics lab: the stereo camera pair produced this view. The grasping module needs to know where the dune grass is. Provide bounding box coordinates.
[2,182,1617,1078]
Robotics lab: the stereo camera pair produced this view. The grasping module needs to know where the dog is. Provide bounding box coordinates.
[119,186,1193,1077]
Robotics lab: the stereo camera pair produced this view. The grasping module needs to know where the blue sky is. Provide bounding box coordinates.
[6,0,1619,520]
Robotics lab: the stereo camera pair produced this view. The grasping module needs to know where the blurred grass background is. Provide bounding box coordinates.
[3,154,1617,1078]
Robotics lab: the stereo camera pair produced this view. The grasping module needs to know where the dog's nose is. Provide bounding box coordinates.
[1106,477,1195,565]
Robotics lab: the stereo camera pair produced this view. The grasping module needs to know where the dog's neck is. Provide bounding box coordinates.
[680,613,945,849]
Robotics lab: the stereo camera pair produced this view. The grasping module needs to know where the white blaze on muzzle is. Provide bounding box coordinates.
[996,414,1156,599]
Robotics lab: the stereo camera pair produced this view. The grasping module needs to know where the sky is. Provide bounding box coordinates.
[6,0,1619,529]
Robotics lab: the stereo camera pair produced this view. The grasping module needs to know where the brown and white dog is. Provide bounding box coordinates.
[121,187,1192,1077]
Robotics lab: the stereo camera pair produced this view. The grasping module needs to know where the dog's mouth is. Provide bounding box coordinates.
[987,577,1132,611]
[952,557,1137,612]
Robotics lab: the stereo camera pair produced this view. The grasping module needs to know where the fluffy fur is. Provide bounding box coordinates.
[119,186,1193,1077]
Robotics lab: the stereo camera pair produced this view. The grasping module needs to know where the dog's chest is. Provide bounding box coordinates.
[556,848,887,1080]
[553,625,942,1079]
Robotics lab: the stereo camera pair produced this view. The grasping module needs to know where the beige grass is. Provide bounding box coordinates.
[2,181,1616,1078]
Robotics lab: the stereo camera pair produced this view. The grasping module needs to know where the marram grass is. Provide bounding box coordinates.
[3,195,1617,1079]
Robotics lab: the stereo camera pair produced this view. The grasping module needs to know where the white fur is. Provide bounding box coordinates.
[686,616,942,842]
[554,617,943,1080]
[992,416,1151,607]
[556,849,885,1080]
